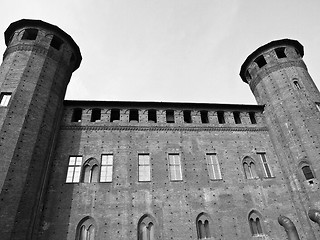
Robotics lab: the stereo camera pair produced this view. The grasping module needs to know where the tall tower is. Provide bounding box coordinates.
[0,20,81,239]
[240,39,320,239]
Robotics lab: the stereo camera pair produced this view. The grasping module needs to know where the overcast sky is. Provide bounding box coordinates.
[0,1,320,104]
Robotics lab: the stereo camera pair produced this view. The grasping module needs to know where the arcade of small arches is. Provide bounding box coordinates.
[75,211,268,240]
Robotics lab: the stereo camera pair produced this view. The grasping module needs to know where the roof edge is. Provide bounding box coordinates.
[4,19,82,71]
[240,39,304,83]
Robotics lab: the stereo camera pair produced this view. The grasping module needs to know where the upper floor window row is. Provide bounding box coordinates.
[70,108,259,125]
[20,28,63,50]
[66,152,278,184]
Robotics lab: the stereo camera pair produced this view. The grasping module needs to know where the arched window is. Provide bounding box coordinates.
[76,217,96,240]
[243,157,258,179]
[248,211,263,236]
[138,215,155,240]
[302,165,314,180]
[82,158,99,183]
[292,78,302,90]
[196,213,211,239]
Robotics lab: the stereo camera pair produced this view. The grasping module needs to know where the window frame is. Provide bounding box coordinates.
[100,154,114,183]
[138,154,151,182]
[243,157,258,180]
[206,153,222,180]
[257,152,273,178]
[66,156,82,183]
[0,92,12,107]
[168,153,183,181]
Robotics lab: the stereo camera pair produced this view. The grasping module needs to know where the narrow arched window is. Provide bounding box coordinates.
[196,213,211,239]
[248,211,263,236]
[138,215,155,240]
[76,217,96,240]
[82,158,99,183]
[243,157,258,179]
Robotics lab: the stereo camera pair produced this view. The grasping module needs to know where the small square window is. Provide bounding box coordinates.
[254,55,267,68]
[275,47,286,59]
[22,28,38,40]
[50,35,63,50]
[0,93,11,106]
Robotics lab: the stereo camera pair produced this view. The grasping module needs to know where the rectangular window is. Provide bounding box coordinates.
[138,154,151,182]
[206,153,222,180]
[66,156,82,183]
[233,112,241,124]
[129,109,139,122]
[100,154,113,182]
[110,109,120,122]
[166,110,175,123]
[200,110,209,123]
[148,109,157,123]
[169,153,182,181]
[0,93,11,106]
[71,108,82,122]
[249,112,257,124]
[217,111,225,124]
[258,152,273,178]
[183,110,192,123]
[91,108,101,122]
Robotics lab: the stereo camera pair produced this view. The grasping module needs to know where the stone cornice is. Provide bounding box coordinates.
[249,60,307,92]
[61,125,268,132]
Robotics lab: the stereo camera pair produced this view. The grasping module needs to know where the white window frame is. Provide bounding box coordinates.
[138,154,151,182]
[258,152,273,178]
[66,156,82,183]
[0,93,11,106]
[168,153,182,181]
[100,154,113,182]
[206,153,222,180]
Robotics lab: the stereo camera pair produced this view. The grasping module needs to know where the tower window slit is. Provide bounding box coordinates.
[217,111,225,124]
[50,35,63,50]
[129,109,139,122]
[21,28,38,40]
[200,110,209,123]
[71,108,82,122]
[166,110,175,123]
[148,109,157,123]
[233,111,241,124]
[254,55,267,68]
[249,112,257,124]
[110,109,120,122]
[275,47,286,59]
[91,108,101,122]
[183,110,192,123]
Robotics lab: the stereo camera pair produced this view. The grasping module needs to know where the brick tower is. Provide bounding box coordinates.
[0,19,81,239]
[240,39,320,239]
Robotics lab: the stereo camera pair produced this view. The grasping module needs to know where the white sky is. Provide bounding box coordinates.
[1,0,320,104]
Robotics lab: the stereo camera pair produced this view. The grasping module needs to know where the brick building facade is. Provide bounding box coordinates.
[0,19,320,240]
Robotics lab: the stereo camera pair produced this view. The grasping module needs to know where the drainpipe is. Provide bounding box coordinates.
[278,215,300,240]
